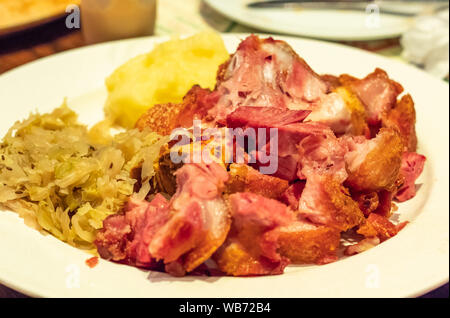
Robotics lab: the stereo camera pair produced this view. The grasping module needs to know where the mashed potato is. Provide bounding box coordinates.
[104,31,229,128]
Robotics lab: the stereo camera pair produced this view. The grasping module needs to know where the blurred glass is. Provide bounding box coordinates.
[81,0,157,44]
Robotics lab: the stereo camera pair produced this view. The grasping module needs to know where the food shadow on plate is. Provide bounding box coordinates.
[147,271,223,283]
[146,270,223,284]
[145,260,224,283]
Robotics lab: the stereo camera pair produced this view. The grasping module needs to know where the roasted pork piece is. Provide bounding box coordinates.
[95,194,170,268]
[339,68,404,126]
[214,192,343,275]
[135,85,214,135]
[345,212,407,256]
[207,35,328,125]
[227,106,334,181]
[297,174,364,232]
[297,129,348,182]
[149,163,231,274]
[136,35,328,132]
[280,182,306,210]
[213,192,294,276]
[226,106,311,129]
[277,220,340,264]
[110,34,427,277]
[95,162,231,275]
[343,128,404,192]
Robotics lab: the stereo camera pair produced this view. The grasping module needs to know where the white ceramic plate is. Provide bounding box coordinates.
[205,0,417,41]
[0,34,448,298]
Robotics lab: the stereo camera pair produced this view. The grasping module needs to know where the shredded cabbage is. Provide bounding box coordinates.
[0,104,169,250]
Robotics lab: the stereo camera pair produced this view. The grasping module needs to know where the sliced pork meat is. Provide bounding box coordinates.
[255,122,334,181]
[340,68,404,126]
[206,35,327,125]
[298,174,364,231]
[269,154,299,181]
[213,192,295,276]
[123,195,170,267]
[266,122,332,158]
[395,152,426,202]
[278,220,340,264]
[95,162,231,275]
[276,128,350,219]
[226,106,311,129]
[94,194,170,268]
[226,107,321,153]
[227,106,333,181]
[149,163,231,273]
[305,92,352,135]
[343,128,404,192]
[280,181,306,210]
[297,130,348,183]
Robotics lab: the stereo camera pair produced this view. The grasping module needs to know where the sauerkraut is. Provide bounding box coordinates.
[0,104,168,250]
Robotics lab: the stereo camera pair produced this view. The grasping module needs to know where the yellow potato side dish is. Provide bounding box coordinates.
[104,31,229,128]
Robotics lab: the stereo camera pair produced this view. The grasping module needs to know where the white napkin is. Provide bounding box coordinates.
[401,9,449,79]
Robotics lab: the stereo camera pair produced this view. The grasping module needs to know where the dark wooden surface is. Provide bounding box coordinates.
[0,17,84,75]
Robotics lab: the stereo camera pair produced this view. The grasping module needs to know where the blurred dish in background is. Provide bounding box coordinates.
[0,0,80,37]
[205,0,440,41]
[247,0,449,16]
[81,0,157,44]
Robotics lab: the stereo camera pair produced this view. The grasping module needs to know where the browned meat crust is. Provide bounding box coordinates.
[277,223,340,264]
[382,94,418,152]
[339,68,404,126]
[320,178,365,231]
[175,218,232,273]
[225,164,289,200]
[213,193,294,276]
[135,85,212,135]
[334,86,369,136]
[299,175,365,232]
[345,128,404,192]
[357,213,399,241]
[321,74,341,91]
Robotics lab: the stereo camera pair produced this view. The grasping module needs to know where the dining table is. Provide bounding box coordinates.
[0,0,448,298]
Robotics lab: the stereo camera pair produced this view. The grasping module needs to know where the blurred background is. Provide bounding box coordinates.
[0,0,448,298]
[0,0,448,79]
